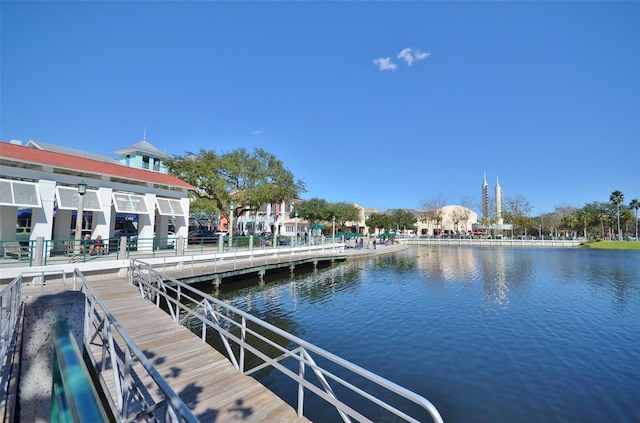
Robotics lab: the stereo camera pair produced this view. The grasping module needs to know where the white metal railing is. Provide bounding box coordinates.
[10,269,199,422]
[77,269,199,422]
[401,237,583,247]
[145,240,345,277]
[0,273,23,409]
[130,259,444,423]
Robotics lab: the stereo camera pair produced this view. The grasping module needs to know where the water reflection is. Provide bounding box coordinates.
[412,246,536,311]
[481,247,509,309]
[187,246,639,423]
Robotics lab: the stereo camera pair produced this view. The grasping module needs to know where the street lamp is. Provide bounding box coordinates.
[73,180,87,256]
[332,216,336,238]
[294,211,298,246]
[229,201,234,248]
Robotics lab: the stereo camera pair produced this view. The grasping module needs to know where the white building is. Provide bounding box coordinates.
[0,140,194,258]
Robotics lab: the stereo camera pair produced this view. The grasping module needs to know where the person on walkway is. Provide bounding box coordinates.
[92,235,104,256]
[80,234,93,254]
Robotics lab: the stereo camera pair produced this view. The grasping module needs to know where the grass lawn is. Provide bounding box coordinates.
[582,241,640,250]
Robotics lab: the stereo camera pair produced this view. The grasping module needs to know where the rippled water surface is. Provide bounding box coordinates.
[208,246,640,423]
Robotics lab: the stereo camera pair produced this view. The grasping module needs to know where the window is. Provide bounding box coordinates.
[153,158,160,171]
[142,156,150,170]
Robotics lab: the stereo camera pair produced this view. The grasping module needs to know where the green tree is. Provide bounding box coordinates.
[630,198,640,241]
[598,213,608,240]
[388,209,417,232]
[166,147,305,222]
[326,202,360,232]
[291,198,329,226]
[610,190,624,241]
[579,210,592,240]
[365,213,392,233]
[562,214,578,238]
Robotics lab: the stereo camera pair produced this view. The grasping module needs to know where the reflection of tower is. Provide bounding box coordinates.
[495,176,503,225]
[482,173,489,221]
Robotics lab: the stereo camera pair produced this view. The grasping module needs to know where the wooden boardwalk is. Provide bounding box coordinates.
[89,277,310,422]
[158,251,347,285]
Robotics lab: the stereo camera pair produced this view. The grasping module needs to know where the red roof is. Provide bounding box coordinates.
[0,141,195,190]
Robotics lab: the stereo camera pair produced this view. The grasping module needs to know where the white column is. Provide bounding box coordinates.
[32,180,56,256]
[0,206,18,240]
[137,193,156,251]
[92,187,113,239]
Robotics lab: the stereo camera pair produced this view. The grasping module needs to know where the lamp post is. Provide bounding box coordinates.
[332,216,336,239]
[73,180,87,256]
[294,211,298,246]
[229,201,234,248]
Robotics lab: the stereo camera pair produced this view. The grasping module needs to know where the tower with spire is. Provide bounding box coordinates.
[482,173,490,222]
[113,128,170,173]
[495,176,503,225]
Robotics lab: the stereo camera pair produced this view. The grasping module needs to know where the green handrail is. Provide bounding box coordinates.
[51,320,108,423]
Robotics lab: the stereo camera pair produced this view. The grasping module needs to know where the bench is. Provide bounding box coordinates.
[3,241,28,260]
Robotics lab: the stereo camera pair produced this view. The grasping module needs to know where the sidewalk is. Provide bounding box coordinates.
[341,242,410,259]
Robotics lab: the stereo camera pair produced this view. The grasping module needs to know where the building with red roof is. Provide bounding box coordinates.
[0,140,195,258]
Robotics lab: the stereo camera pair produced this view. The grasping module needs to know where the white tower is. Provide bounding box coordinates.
[495,176,503,225]
[482,173,489,221]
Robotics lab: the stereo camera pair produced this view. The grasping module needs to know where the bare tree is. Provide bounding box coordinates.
[457,196,474,232]
[420,194,448,235]
[504,194,532,235]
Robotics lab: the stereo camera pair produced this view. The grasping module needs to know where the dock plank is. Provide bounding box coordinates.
[88,276,309,422]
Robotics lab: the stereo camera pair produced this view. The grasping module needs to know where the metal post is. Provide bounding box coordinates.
[295,211,298,246]
[229,201,234,249]
[332,216,335,239]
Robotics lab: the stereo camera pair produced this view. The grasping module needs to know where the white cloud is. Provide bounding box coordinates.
[252,130,264,136]
[397,47,430,66]
[373,57,397,71]
[414,50,430,61]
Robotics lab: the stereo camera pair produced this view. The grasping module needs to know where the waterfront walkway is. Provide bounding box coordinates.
[11,242,412,422]
[87,276,310,422]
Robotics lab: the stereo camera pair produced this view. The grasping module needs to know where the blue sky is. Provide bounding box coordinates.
[2,1,639,215]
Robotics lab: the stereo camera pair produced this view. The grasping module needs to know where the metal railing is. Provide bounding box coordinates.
[0,275,22,365]
[0,273,24,418]
[0,236,345,269]
[401,237,583,247]
[6,269,199,422]
[130,259,444,423]
[77,269,199,422]
[51,320,109,423]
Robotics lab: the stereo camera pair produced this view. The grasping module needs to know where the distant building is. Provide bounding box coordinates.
[414,206,479,236]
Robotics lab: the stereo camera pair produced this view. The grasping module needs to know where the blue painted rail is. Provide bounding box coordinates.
[51,320,109,423]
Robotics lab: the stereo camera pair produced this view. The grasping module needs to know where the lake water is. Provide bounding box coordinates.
[205,246,640,423]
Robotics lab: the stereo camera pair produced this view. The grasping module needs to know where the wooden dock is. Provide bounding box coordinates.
[88,277,310,422]
[155,251,347,285]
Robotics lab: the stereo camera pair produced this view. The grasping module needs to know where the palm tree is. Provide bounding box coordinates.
[630,198,640,241]
[598,213,607,240]
[610,190,624,241]
[562,214,578,238]
[579,210,591,240]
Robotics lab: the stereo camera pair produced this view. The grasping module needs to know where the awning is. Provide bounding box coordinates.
[156,198,186,216]
[55,186,103,211]
[0,178,42,208]
[112,193,150,214]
